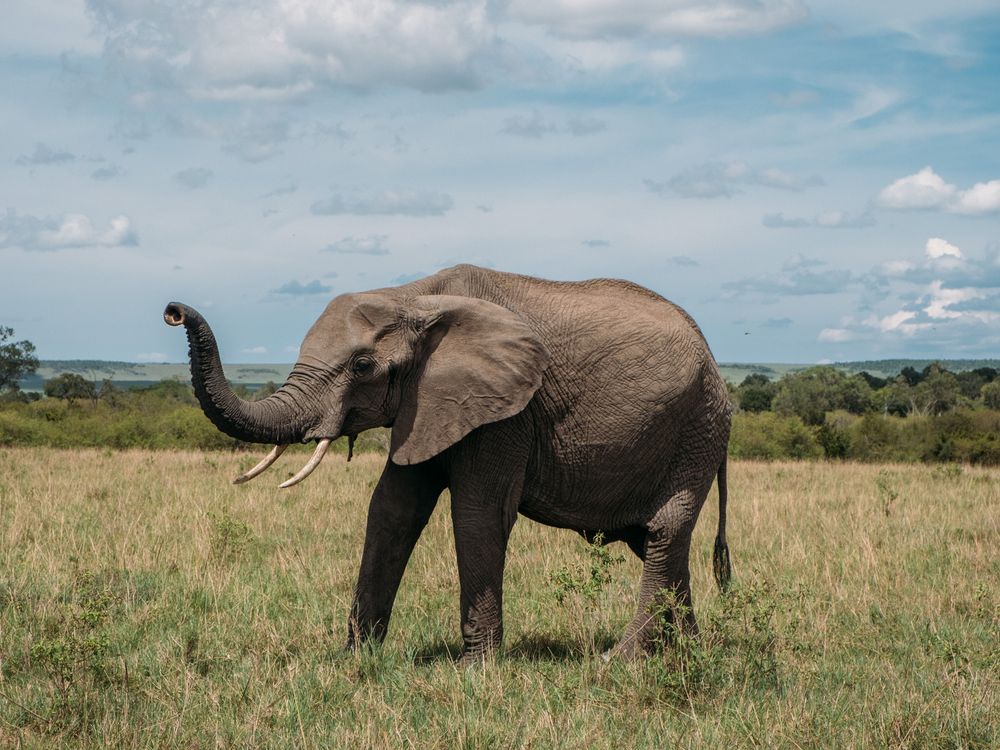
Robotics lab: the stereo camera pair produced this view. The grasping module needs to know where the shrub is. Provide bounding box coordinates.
[730,412,822,460]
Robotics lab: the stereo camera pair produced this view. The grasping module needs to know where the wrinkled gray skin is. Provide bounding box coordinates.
[164,264,732,660]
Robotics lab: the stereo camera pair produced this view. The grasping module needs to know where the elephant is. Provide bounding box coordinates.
[164,263,732,660]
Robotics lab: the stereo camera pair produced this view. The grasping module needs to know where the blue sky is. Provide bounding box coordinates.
[2,1,999,364]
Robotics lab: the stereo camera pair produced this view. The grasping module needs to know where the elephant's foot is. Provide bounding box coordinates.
[459,620,503,664]
[604,631,657,661]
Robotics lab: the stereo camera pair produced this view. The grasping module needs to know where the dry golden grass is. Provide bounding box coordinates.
[0,447,997,748]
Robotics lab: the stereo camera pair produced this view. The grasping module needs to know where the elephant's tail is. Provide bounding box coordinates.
[712,456,732,593]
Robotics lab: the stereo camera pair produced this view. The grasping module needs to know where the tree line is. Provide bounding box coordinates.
[1,325,998,463]
[729,364,1000,464]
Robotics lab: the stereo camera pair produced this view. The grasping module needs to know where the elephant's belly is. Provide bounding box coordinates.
[518,453,670,531]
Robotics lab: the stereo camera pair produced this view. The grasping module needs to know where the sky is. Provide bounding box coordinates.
[2,0,999,365]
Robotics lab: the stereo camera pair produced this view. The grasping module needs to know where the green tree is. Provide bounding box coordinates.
[856,371,887,390]
[97,379,122,407]
[909,363,960,416]
[737,373,776,413]
[44,373,97,402]
[0,325,39,395]
[772,367,873,425]
[981,380,1000,410]
[876,376,913,417]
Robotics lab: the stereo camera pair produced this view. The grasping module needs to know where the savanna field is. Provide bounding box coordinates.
[0,447,997,748]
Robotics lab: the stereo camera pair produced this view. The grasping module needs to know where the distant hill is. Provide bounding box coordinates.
[19,361,293,392]
[832,359,1000,377]
[17,358,1000,392]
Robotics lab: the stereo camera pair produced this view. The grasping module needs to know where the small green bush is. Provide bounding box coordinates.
[730,412,823,460]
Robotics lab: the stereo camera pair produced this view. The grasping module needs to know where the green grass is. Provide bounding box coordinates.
[1,449,997,747]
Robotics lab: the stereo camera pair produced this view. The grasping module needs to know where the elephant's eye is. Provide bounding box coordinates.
[352,357,375,376]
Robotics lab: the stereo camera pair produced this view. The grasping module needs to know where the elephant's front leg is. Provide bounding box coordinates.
[347,459,445,649]
[448,432,528,660]
[451,497,518,660]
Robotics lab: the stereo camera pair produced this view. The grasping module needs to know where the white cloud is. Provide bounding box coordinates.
[507,0,808,39]
[951,179,1000,215]
[324,235,391,255]
[87,0,499,97]
[241,346,268,354]
[876,166,956,210]
[876,167,1000,215]
[845,86,903,124]
[881,260,915,275]
[818,328,853,342]
[878,310,928,335]
[925,237,962,260]
[0,210,138,251]
[924,281,983,320]
[136,352,168,362]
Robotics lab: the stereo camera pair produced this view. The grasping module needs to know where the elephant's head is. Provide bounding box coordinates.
[164,292,550,486]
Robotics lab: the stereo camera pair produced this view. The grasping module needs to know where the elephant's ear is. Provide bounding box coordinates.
[390,295,550,465]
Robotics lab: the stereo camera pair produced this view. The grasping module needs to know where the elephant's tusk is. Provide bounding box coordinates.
[279,439,331,489]
[232,444,287,485]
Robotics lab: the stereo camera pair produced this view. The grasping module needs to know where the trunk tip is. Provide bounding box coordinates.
[164,302,190,327]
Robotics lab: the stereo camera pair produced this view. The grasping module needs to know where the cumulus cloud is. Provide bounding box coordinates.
[925,237,962,260]
[954,180,1000,215]
[272,279,332,295]
[876,167,1000,215]
[0,210,138,251]
[311,190,453,216]
[763,210,875,229]
[87,0,499,97]
[173,167,214,189]
[507,0,808,39]
[323,235,390,255]
[241,346,268,354]
[16,143,75,166]
[647,161,823,199]
[871,239,1000,290]
[818,239,1000,349]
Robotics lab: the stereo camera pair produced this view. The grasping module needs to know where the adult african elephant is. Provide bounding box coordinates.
[164,264,732,659]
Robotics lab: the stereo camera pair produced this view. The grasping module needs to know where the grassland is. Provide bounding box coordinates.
[0,448,997,748]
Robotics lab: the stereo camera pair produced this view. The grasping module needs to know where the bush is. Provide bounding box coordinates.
[981,381,1000,410]
[730,412,823,460]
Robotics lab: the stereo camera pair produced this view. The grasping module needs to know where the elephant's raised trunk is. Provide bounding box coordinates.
[163,302,318,445]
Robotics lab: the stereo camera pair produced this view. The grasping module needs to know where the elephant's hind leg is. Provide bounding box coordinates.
[608,488,705,659]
